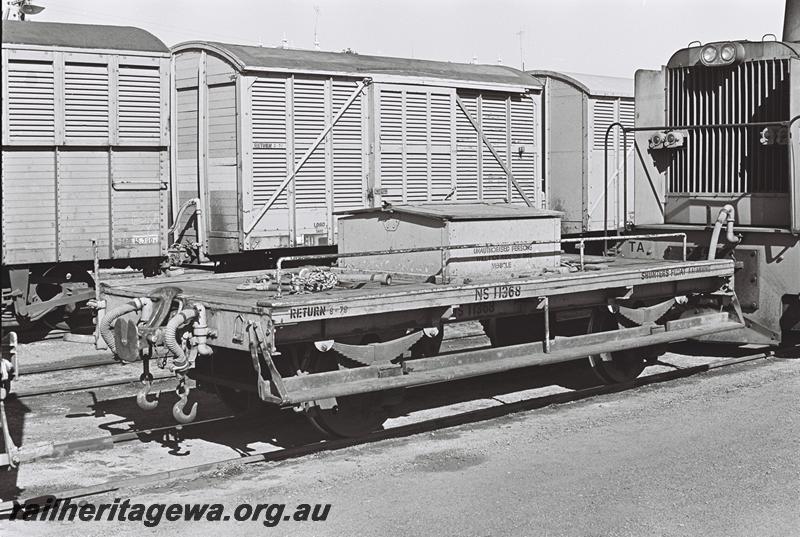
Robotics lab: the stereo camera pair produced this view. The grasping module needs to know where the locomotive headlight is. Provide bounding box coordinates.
[649,132,666,150]
[649,130,687,150]
[720,43,736,62]
[700,45,718,65]
[664,130,687,148]
[698,41,744,66]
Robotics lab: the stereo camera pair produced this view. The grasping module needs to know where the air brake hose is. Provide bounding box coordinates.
[100,298,153,355]
[165,307,198,369]
[707,204,739,260]
[724,206,740,245]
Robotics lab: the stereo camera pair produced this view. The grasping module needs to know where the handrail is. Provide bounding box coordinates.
[605,118,799,237]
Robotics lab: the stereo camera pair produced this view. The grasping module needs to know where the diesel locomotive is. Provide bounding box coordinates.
[626,0,800,345]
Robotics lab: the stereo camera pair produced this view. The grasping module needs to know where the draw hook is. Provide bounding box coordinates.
[136,374,160,411]
[172,378,197,424]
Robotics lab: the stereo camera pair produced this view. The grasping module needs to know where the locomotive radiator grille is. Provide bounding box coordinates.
[666,59,790,195]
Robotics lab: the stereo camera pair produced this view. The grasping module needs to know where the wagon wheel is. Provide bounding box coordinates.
[303,335,394,439]
[31,264,95,331]
[195,350,261,413]
[586,307,648,384]
[304,352,389,438]
[555,307,647,389]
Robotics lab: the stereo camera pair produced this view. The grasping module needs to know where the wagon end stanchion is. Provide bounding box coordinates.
[539,297,551,353]
[89,238,108,351]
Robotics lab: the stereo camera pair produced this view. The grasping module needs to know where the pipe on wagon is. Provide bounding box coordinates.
[165,307,198,370]
[99,298,153,355]
[707,204,739,260]
[167,197,206,259]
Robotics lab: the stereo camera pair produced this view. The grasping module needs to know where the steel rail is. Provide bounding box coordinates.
[21,357,120,376]
[14,371,177,399]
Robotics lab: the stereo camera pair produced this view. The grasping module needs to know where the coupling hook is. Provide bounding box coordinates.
[172,377,198,424]
[136,373,159,411]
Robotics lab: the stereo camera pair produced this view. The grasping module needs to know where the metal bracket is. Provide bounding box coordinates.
[232,314,246,344]
[0,400,19,468]
[247,321,285,403]
[620,286,635,300]
[7,269,30,319]
[115,286,183,362]
[729,291,746,325]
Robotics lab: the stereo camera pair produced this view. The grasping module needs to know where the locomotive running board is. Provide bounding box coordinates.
[279,313,743,405]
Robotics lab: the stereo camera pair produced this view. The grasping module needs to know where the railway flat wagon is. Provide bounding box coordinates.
[85,203,743,438]
[528,71,635,235]
[1,21,171,326]
[169,42,543,260]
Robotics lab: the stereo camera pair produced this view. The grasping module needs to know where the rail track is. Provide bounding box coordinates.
[21,355,121,376]
[13,371,177,399]
[11,330,492,397]
[9,413,244,464]
[0,350,777,514]
[11,349,174,398]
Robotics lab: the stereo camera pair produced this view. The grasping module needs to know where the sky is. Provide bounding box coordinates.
[4,0,790,78]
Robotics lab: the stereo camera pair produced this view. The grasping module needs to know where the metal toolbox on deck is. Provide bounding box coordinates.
[337,203,562,280]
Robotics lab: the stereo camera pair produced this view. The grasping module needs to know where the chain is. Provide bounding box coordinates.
[291,269,338,293]
[175,374,187,397]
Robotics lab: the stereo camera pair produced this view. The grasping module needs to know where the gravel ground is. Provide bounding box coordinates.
[1,336,798,536]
